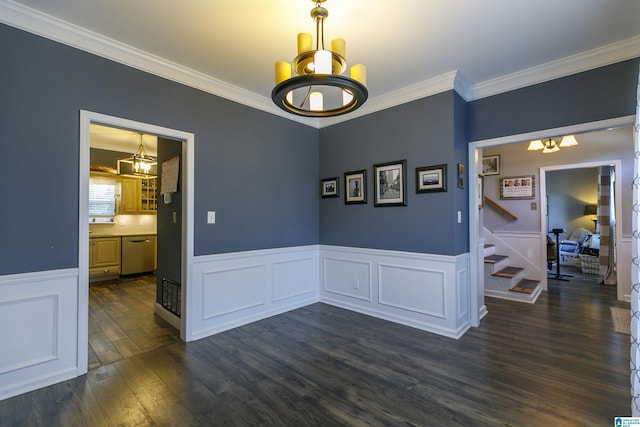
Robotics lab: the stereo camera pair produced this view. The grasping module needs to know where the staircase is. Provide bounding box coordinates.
[484,244,541,303]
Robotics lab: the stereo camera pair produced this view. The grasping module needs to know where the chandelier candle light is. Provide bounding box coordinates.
[272,0,368,117]
[527,135,578,154]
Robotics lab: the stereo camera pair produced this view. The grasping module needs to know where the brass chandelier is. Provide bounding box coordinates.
[272,0,368,117]
[527,135,578,154]
[117,133,157,178]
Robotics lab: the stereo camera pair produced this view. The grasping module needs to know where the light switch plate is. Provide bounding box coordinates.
[207,211,216,224]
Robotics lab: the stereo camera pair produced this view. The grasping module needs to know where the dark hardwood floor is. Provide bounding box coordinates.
[88,275,181,369]
[0,267,631,426]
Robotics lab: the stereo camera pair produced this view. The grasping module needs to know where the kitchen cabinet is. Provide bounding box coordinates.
[89,172,157,215]
[120,177,157,214]
[119,178,139,213]
[139,178,158,212]
[89,237,121,282]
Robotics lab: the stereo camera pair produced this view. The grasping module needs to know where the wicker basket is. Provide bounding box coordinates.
[580,255,601,275]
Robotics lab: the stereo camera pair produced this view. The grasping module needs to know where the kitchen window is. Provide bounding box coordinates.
[89,177,117,222]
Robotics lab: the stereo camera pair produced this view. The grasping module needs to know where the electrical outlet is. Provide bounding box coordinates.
[352,279,360,289]
[207,211,216,224]
[531,202,537,210]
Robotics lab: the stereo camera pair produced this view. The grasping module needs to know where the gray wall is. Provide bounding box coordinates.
[156,137,183,301]
[546,168,599,234]
[319,92,469,255]
[0,22,637,274]
[468,59,639,142]
[0,23,318,275]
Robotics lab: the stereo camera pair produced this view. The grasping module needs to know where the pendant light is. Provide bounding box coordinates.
[117,133,157,178]
[272,0,368,117]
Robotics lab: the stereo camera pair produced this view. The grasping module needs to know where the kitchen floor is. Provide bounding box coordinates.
[89,275,181,370]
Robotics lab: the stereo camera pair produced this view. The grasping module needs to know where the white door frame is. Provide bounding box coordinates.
[78,110,195,374]
[468,115,635,326]
[539,159,622,288]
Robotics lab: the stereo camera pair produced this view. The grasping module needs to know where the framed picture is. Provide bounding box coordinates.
[374,160,407,206]
[500,175,535,199]
[478,175,484,208]
[344,169,367,204]
[482,155,500,175]
[416,164,447,193]
[321,177,339,198]
[458,163,465,189]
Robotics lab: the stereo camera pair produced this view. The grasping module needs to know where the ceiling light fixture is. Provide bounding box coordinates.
[527,135,578,154]
[117,134,157,178]
[271,0,368,117]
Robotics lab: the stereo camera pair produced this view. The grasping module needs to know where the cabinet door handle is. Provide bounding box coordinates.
[128,239,150,243]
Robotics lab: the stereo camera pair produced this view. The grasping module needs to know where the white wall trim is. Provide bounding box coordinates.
[1,0,637,129]
[319,245,471,339]
[0,268,79,401]
[539,159,623,292]
[189,246,319,341]
[469,36,640,100]
[79,111,195,366]
[619,235,633,302]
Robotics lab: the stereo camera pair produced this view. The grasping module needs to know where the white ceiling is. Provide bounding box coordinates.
[2,0,639,139]
[90,124,157,156]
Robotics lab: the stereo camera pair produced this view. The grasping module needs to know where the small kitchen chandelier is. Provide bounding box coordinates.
[527,135,578,154]
[272,0,368,117]
[117,134,157,178]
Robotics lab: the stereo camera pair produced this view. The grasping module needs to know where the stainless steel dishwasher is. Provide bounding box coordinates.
[121,235,156,275]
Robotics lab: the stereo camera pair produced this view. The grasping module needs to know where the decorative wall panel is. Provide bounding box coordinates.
[0,269,78,401]
[190,246,318,340]
[320,245,471,339]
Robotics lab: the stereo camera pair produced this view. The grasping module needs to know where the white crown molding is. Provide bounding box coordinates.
[1,0,638,128]
[468,35,640,101]
[318,71,465,128]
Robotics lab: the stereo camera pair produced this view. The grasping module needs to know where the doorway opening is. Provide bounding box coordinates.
[541,161,621,288]
[78,111,195,375]
[468,115,635,326]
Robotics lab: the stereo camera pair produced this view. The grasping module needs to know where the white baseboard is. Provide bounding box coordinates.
[154,302,181,330]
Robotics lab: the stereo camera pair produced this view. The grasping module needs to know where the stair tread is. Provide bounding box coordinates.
[510,279,540,294]
[484,254,508,264]
[492,266,524,278]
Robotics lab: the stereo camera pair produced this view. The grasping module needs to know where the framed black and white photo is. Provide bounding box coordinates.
[458,163,465,189]
[416,164,447,193]
[344,169,367,204]
[321,177,339,198]
[482,155,500,175]
[500,175,535,199]
[374,160,407,206]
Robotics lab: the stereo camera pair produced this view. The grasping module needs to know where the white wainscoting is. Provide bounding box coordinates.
[188,246,319,341]
[619,235,631,302]
[319,246,471,339]
[0,269,79,401]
